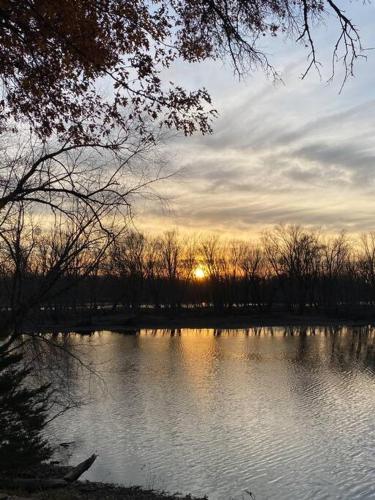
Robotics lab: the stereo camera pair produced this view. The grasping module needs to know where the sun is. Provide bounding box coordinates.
[193,266,206,280]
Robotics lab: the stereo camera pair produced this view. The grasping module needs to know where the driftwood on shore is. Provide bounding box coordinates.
[0,454,97,492]
[64,453,97,482]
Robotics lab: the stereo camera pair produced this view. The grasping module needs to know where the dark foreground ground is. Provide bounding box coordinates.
[0,463,207,500]
[0,484,207,499]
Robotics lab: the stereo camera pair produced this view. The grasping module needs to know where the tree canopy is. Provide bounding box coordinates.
[0,0,362,142]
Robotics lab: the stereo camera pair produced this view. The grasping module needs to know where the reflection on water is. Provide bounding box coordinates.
[45,327,375,499]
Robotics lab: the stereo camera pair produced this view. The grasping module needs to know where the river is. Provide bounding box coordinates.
[44,327,375,499]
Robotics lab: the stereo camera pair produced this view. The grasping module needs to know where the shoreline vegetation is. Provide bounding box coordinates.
[6,227,375,336]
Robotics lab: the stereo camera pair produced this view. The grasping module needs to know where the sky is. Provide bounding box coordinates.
[134,1,375,239]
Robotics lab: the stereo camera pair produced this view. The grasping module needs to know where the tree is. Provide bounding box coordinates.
[358,233,375,304]
[320,232,351,310]
[0,201,122,334]
[239,243,270,310]
[263,225,322,313]
[201,236,227,308]
[0,0,363,143]
[160,231,182,308]
[108,231,146,309]
[0,129,165,211]
[0,342,51,472]
[0,201,118,472]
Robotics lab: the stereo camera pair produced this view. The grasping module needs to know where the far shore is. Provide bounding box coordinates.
[22,308,375,334]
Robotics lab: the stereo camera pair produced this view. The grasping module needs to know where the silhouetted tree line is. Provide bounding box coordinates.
[4,224,375,323]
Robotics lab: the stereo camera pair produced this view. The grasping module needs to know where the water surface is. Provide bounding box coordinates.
[46,327,375,499]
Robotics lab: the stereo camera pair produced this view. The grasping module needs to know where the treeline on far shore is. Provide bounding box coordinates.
[4,224,375,328]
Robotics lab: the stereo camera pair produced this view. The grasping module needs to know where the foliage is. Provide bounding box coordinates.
[0,342,51,472]
[0,0,362,142]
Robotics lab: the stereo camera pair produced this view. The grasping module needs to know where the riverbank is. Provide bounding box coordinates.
[0,461,208,500]
[0,483,208,499]
[27,308,375,334]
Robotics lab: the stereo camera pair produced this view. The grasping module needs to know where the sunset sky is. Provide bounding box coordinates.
[135,1,375,239]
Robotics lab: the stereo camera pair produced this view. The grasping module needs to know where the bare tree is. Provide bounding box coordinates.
[201,236,228,309]
[358,233,375,304]
[0,130,166,216]
[0,202,121,336]
[143,236,164,309]
[109,231,146,310]
[159,231,182,308]
[239,243,270,310]
[320,232,351,309]
[263,225,322,313]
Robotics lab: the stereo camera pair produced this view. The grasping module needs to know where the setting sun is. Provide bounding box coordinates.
[193,266,206,280]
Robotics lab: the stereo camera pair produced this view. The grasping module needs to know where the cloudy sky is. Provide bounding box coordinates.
[135,1,375,239]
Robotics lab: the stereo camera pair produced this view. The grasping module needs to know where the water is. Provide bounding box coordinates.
[43,327,375,499]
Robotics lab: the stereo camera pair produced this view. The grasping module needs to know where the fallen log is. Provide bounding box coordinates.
[64,453,97,482]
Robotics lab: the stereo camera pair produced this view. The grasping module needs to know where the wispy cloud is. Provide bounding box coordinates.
[136,2,375,237]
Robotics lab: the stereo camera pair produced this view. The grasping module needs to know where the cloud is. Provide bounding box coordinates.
[290,142,375,188]
[135,3,375,236]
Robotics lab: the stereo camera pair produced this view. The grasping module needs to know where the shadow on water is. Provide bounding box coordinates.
[283,325,375,372]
